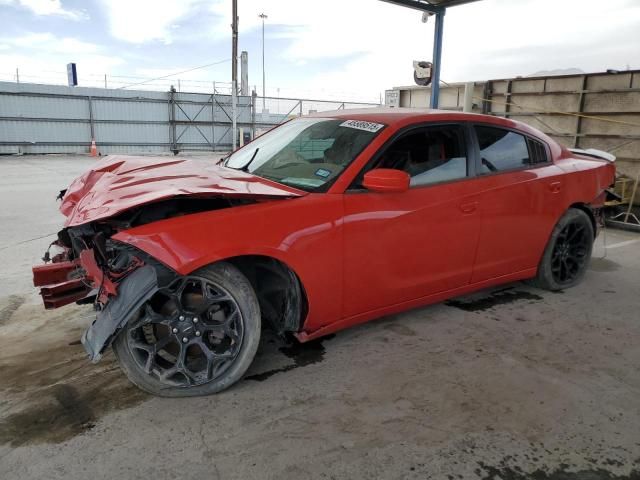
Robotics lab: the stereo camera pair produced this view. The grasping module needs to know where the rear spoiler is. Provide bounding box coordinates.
[569,148,616,163]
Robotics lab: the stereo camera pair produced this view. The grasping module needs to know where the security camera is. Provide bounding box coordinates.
[421,11,434,23]
[413,61,433,86]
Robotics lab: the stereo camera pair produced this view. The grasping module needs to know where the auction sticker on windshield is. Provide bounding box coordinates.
[340,120,385,133]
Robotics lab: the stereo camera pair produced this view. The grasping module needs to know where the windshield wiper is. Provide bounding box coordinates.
[239,147,260,172]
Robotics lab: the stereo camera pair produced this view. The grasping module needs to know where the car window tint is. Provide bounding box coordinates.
[377,125,467,187]
[475,126,530,173]
[225,118,384,192]
[528,138,548,164]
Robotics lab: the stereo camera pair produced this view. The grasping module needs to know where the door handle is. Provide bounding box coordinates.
[459,201,478,214]
[549,181,562,193]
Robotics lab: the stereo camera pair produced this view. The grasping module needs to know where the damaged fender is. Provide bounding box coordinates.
[81,264,158,362]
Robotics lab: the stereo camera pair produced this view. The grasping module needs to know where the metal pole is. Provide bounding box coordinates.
[251,90,256,140]
[259,13,267,111]
[169,86,177,154]
[211,93,215,151]
[232,80,237,150]
[231,0,238,150]
[104,74,107,88]
[88,96,95,140]
[232,1,238,87]
[429,10,445,109]
[15,68,19,83]
[463,82,474,112]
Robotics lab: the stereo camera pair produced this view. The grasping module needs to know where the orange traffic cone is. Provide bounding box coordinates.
[90,139,97,157]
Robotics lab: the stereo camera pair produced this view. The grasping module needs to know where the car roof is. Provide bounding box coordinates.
[311,107,549,142]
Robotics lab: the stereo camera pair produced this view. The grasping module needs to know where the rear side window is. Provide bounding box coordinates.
[475,126,530,174]
[528,138,548,164]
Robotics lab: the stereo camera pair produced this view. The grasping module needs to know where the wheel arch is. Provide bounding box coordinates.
[568,202,597,237]
[211,254,309,335]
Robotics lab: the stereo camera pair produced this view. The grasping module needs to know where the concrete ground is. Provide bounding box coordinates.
[0,155,639,480]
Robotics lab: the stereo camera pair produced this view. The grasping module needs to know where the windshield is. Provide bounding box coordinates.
[224,117,385,191]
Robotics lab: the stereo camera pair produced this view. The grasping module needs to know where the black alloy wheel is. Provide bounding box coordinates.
[113,262,261,397]
[530,208,594,291]
[125,276,244,387]
[550,220,591,284]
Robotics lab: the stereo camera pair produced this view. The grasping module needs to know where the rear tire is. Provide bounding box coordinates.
[113,262,261,397]
[530,208,594,291]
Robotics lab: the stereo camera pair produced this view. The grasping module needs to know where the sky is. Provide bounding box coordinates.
[0,0,639,103]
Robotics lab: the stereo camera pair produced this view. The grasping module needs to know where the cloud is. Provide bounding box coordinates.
[213,0,640,99]
[97,0,206,44]
[0,0,88,20]
[0,32,100,55]
[0,32,123,86]
[2,0,639,100]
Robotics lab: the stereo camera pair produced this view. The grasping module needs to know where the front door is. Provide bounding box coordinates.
[342,124,482,318]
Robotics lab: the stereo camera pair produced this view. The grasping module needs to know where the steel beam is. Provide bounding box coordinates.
[429,10,445,108]
[379,0,442,13]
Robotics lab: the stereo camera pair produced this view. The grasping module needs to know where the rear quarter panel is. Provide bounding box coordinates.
[554,151,616,207]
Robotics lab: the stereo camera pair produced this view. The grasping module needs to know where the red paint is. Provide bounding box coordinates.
[40,278,90,309]
[60,155,304,226]
[32,260,76,287]
[362,168,410,193]
[46,109,615,340]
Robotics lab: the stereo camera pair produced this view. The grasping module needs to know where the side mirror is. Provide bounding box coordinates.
[362,169,410,193]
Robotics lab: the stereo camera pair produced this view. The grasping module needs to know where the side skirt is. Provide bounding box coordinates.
[295,267,537,342]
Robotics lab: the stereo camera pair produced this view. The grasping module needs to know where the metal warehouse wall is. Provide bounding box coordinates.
[392,70,640,178]
[0,82,379,155]
[0,81,253,155]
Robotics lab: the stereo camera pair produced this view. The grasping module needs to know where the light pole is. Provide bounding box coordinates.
[259,12,267,111]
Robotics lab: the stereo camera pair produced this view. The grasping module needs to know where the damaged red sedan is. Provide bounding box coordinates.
[33,109,615,396]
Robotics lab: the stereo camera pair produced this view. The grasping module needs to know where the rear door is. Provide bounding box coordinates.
[342,123,483,317]
[469,124,566,283]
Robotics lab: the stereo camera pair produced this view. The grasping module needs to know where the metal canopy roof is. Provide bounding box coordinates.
[379,0,482,108]
[380,0,481,14]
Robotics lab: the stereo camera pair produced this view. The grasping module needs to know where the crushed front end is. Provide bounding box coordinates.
[32,223,173,362]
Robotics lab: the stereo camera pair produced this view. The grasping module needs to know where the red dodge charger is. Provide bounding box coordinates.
[33,108,615,396]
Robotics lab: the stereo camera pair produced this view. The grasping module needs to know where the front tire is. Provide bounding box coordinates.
[530,208,594,291]
[113,262,261,397]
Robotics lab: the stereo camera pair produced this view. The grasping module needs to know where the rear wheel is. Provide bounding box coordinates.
[530,208,594,291]
[113,262,260,397]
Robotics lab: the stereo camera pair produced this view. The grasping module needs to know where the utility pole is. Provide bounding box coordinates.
[231,0,238,150]
[259,12,267,111]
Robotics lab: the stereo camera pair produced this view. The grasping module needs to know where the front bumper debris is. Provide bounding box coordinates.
[81,265,158,362]
[32,248,116,309]
[32,260,91,309]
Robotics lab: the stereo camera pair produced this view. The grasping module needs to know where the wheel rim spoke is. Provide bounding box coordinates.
[125,275,244,388]
[550,220,591,285]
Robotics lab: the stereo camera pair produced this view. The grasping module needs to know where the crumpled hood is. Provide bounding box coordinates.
[60,155,304,226]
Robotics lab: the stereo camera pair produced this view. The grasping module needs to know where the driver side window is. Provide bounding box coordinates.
[376,125,468,187]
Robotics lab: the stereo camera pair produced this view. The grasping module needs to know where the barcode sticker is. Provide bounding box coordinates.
[339,120,385,133]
